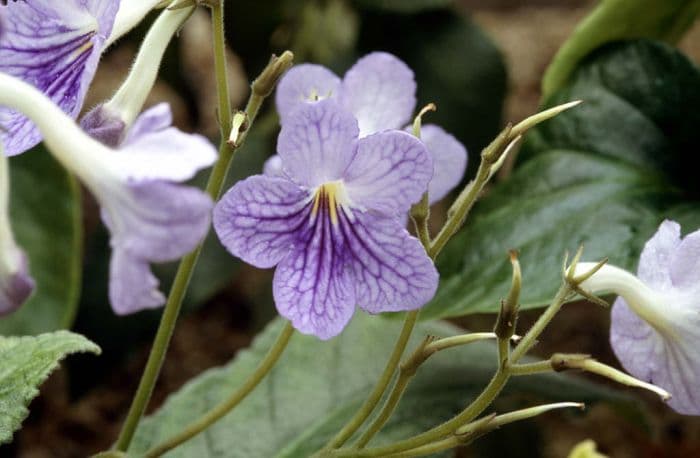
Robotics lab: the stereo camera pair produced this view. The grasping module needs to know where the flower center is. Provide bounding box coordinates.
[311,180,351,226]
[305,88,333,102]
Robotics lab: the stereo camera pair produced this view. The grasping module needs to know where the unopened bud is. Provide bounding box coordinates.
[252,51,294,97]
[494,250,521,340]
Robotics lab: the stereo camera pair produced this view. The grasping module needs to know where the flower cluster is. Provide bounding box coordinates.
[213,52,469,339]
[0,0,215,315]
[214,99,439,339]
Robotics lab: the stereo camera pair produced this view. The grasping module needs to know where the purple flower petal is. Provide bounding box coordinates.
[109,250,165,315]
[610,220,700,414]
[213,175,311,269]
[637,219,679,290]
[275,64,341,125]
[0,252,35,316]
[121,102,173,145]
[611,295,700,414]
[339,52,416,137]
[420,124,467,203]
[276,100,359,188]
[0,0,119,156]
[344,130,432,215]
[273,209,356,341]
[215,97,439,339]
[107,106,217,182]
[263,154,284,178]
[102,180,213,313]
[670,229,700,291]
[340,211,438,313]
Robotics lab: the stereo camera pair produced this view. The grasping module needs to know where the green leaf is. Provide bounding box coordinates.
[352,0,453,14]
[542,0,700,97]
[425,40,700,320]
[0,148,82,335]
[129,315,637,457]
[0,330,100,444]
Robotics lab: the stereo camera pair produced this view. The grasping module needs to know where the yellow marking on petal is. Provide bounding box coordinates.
[71,41,94,60]
[310,181,348,226]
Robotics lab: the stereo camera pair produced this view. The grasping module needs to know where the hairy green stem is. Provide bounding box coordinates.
[333,275,575,457]
[353,332,497,449]
[509,360,553,376]
[143,322,295,457]
[510,283,571,363]
[114,2,239,450]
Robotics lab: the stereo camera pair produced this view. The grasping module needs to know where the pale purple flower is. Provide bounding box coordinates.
[0,0,119,156]
[0,73,217,315]
[577,220,700,415]
[214,100,439,339]
[82,102,217,314]
[0,145,35,315]
[266,52,467,204]
[0,0,164,157]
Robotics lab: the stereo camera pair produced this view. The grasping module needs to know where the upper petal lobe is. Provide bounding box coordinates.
[669,227,700,291]
[419,124,467,203]
[637,219,680,290]
[276,100,359,187]
[343,130,432,215]
[275,64,341,125]
[339,52,416,137]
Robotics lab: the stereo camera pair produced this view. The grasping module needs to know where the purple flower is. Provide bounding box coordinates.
[266,52,467,204]
[577,220,700,415]
[0,0,163,157]
[0,0,119,156]
[84,102,217,314]
[214,100,439,339]
[0,145,35,315]
[0,73,217,315]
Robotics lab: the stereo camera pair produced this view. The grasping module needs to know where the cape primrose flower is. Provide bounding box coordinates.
[0,72,217,315]
[214,100,439,339]
[576,220,700,415]
[0,0,162,156]
[266,52,467,204]
[0,145,35,315]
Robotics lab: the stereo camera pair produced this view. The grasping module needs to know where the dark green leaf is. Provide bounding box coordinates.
[542,0,700,96]
[425,40,700,320]
[0,331,100,444]
[0,148,82,335]
[129,315,637,457]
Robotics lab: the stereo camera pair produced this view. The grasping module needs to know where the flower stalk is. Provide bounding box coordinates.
[113,1,293,449]
[352,331,501,449]
[429,100,581,259]
[143,322,296,457]
[105,4,196,128]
